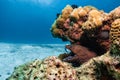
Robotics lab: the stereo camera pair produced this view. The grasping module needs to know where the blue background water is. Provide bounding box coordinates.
[0,0,120,44]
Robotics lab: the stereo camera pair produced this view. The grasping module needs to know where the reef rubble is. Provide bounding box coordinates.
[8,5,120,80]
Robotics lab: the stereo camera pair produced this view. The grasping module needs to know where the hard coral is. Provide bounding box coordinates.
[88,10,104,26]
[78,7,87,17]
[110,19,120,55]
[70,8,80,20]
[62,5,73,19]
[51,5,73,41]
[7,56,78,80]
[51,5,112,66]
[109,6,120,19]
[75,9,120,79]
[83,6,97,13]
[76,52,120,80]
[110,19,120,45]
[51,5,110,45]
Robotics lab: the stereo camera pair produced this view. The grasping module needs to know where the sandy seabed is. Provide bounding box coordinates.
[0,43,66,80]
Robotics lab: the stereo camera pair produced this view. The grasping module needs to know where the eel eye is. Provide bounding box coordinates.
[65,46,71,53]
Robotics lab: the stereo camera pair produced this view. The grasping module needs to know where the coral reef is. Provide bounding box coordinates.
[8,5,120,80]
[51,5,112,65]
[51,5,73,41]
[109,6,120,19]
[7,56,78,80]
[75,52,120,80]
[74,6,120,80]
[52,5,110,47]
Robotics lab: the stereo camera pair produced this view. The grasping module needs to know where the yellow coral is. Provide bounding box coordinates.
[110,6,120,19]
[52,28,63,37]
[62,5,73,14]
[82,21,96,30]
[78,7,87,17]
[70,8,80,20]
[110,19,120,45]
[83,6,97,13]
[62,5,73,19]
[51,5,73,32]
[88,10,103,26]
[51,20,64,38]
[56,17,65,28]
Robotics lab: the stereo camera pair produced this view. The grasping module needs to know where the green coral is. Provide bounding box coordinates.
[110,44,120,56]
[94,60,116,80]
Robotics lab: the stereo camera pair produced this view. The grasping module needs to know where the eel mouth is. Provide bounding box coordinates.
[63,45,76,62]
[63,56,74,61]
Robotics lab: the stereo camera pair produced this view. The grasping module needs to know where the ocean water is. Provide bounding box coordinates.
[0,0,120,80]
[0,0,120,44]
[0,42,66,80]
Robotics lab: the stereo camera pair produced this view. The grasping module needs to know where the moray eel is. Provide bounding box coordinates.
[63,45,97,66]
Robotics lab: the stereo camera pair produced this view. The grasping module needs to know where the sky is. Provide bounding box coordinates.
[0,0,120,44]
